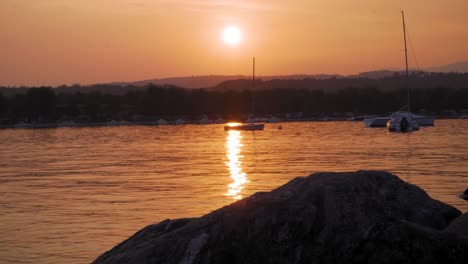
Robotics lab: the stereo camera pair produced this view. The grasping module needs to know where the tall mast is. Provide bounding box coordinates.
[251,57,255,115]
[253,57,255,90]
[401,10,410,112]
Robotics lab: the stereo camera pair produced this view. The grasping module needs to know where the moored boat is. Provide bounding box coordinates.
[156,119,168,125]
[365,11,434,132]
[224,57,264,132]
[364,112,434,128]
[224,123,265,131]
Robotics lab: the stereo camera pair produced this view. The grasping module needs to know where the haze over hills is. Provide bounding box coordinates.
[108,74,342,89]
[1,61,466,94]
[352,61,468,79]
[104,61,468,89]
[425,61,468,73]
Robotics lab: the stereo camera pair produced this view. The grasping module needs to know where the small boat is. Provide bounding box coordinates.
[224,123,265,131]
[198,116,214,125]
[106,120,121,126]
[215,118,225,124]
[156,119,168,125]
[174,119,185,125]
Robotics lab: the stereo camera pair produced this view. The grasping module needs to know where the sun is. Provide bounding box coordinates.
[223,26,242,46]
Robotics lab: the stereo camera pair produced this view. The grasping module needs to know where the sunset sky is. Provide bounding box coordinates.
[1,0,467,86]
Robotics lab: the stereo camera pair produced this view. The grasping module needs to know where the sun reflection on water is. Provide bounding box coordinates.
[225,130,248,200]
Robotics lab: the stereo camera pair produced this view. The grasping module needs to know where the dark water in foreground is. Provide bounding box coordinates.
[0,120,467,263]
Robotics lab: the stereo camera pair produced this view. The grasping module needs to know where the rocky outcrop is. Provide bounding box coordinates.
[93,171,468,264]
[444,213,468,238]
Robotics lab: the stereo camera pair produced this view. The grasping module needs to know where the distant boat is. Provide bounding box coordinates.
[174,119,185,125]
[198,116,214,125]
[156,119,168,125]
[107,120,121,126]
[224,57,265,131]
[224,123,265,131]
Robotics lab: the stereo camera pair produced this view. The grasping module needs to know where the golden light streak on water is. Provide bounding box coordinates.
[225,130,248,200]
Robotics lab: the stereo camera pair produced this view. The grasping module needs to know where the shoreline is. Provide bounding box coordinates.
[0,116,464,130]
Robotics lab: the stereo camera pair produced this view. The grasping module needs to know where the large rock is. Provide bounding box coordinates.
[444,213,468,238]
[93,171,468,264]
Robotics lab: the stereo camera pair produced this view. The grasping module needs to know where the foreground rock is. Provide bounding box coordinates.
[94,171,468,264]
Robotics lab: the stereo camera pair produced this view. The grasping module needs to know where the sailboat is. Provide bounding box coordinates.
[387,11,420,132]
[224,57,265,131]
[364,11,434,131]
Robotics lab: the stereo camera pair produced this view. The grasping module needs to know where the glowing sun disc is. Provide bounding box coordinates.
[223,26,242,46]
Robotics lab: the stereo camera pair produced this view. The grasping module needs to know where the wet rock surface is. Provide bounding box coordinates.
[93,171,468,264]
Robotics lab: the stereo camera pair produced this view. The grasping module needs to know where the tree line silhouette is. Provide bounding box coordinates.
[0,79,467,123]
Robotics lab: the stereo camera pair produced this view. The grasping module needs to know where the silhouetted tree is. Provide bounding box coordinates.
[0,92,5,116]
[2,74,468,123]
[26,87,56,121]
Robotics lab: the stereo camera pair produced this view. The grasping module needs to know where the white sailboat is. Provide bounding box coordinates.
[364,11,434,131]
[387,11,423,132]
[224,57,265,131]
[364,113,433,128]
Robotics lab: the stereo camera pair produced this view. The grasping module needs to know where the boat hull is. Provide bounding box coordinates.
[364,117,389,128]
[387,120,420,132]
[365,115,434,128]
[224,123,265,131]
[414,117,434,126]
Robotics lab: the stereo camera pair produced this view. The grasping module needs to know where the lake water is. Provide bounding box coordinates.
[1,120,467,263]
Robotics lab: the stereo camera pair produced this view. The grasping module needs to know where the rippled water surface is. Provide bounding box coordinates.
[0,120,467,263]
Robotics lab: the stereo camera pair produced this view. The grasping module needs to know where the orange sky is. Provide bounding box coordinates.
[1,0,467,86]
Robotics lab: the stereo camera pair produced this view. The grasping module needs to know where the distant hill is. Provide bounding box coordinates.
[354,70,397,79]
[213,72,468,93]
[354,61,468,79]
[109,75,245,89]
[109,74,342,89]
[99,61,468,89]
[106,62,466,89]
[354,70,425,79]
[425,61,468,73]
[1,61,467,95]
